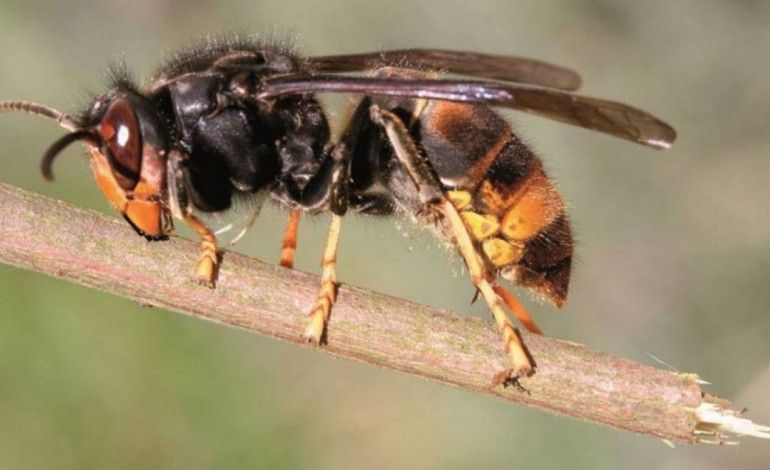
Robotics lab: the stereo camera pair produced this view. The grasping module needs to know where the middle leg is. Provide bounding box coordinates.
[279,208,301,269]
[299,143,350,344]
[303,213,342,344]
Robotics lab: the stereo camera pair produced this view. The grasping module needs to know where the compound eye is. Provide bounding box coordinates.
[99,99,141,190]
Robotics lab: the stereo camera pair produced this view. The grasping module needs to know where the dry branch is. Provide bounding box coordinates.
[0,182,766,444]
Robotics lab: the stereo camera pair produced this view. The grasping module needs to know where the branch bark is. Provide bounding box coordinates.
[0,182,765,444]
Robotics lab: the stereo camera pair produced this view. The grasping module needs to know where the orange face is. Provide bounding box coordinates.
[89,145,167,238]
[85,97,170,239]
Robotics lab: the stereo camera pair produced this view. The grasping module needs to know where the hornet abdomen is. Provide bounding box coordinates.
[418,99,573,307]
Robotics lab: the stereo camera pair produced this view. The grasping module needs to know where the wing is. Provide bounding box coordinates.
[258,74,676,149]
[306,48,582,91]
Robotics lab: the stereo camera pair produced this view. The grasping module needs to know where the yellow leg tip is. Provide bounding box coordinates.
[303,310,326,344]
[491,367,534,388]
[195,256,217,288]
[491,349,534,387]
[279,254,294,269]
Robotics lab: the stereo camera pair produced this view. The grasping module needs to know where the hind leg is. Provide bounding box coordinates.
[440,199,535,382]
[493,285,544,335]
[370,105,534,383]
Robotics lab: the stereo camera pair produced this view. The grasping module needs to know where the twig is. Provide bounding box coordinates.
[0,182,767,444]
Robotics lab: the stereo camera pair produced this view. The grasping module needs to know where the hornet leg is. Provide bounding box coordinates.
[181,213,220,287]
[167,150,220,287]
[369,105,534,384]
[493,285,544,335]
[303,213,342,343]
[302,144,350,343]
[279,208,301,269]
[299,102,373,343]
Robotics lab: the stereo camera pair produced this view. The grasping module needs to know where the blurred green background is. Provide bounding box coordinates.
[1,0,769,468]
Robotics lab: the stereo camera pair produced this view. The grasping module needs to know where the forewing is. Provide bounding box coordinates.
[259,75,676,149]
[307,48,582,91]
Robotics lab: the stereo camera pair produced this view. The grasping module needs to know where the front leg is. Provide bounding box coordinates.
[167,149,221,287]
[183,213,220,287]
